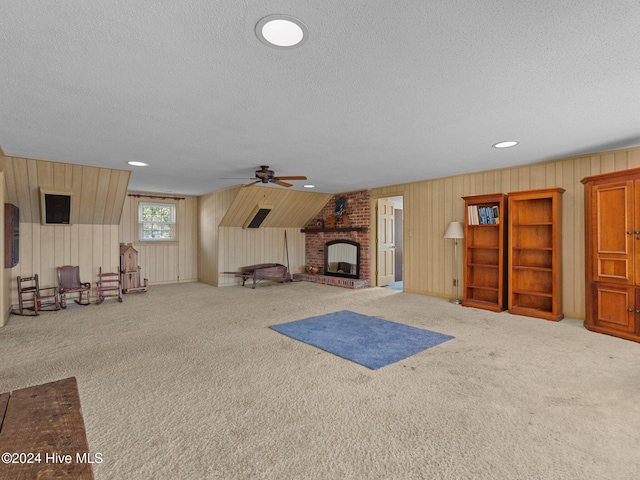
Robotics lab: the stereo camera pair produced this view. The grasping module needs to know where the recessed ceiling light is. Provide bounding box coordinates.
[303,184,315,189]
[256,15,308,49]
[127,161,149,167]
[492,141,519,149]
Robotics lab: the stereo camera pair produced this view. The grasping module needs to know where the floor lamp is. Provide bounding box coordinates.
[444,221,464,305]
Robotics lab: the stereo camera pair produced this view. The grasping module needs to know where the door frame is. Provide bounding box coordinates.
[370,193,405,287]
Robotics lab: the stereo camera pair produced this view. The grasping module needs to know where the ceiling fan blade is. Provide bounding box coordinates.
[276,176,307,181]
[229,168,303,187]
[273,180,293,187]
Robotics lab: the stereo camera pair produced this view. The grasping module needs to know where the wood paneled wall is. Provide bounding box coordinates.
[199,186,330,286]
[5,146,640,322]
[371,146,640,319]
[119,193,199,284]
[198,187,240,286]
[0,154,200,307]
[3,156,130,225]
[1,163,10,326]
[4,189,197,309]
[8,222,121,308]
[1,156,131,311]
[217,227,305,286]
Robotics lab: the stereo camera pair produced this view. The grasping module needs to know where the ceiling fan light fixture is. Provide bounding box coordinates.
[492,141,519,149]
[256,15,308,49]
[303,184,315,189]
[127,161,149,167]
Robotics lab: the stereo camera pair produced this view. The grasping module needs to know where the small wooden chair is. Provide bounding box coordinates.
[96,267,123,304]
[15,274,60,315]
[57,265,91,308]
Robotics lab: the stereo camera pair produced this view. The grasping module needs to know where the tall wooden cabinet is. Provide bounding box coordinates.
[120,243,149,293]
[508,188,564,321]
[582,168,640,342]
[4,204,19,268]
[462,194,508,312]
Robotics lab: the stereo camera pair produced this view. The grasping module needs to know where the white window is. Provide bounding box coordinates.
[138,202,176,241]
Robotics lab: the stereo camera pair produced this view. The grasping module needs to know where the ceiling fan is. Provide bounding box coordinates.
[224,165,308,188]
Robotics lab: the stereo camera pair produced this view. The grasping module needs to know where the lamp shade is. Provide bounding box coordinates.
[444,221,464,239]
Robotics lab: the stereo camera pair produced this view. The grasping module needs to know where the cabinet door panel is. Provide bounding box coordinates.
[594,284,635,333]
[592,182,633,284]
[636,288,640,336]
[635,180,640,284]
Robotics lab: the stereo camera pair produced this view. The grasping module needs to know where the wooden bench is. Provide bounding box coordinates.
[0,377,94,479]
[223,263,290,289]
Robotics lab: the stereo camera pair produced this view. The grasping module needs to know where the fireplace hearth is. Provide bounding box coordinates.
[292,272,370,289]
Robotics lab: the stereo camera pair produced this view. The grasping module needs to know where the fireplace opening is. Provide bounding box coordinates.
[324,240,360,279]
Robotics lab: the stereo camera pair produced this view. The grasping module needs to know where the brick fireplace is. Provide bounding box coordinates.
[294,190,371,289]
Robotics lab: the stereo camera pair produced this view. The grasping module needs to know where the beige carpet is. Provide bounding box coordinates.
[1,281,639,479]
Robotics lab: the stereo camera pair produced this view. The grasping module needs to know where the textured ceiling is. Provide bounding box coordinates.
[1,1,640,195]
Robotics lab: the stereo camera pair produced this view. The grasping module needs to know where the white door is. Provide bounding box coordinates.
[377,199,395,286]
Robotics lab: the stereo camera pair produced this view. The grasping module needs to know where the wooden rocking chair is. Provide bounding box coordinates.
[96,267,123,304]
[15,274,60,315]
[57,265,91,308]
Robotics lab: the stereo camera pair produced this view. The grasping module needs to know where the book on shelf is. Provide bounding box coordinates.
[467,205,500,225]
[492,206,500,224]
[486,207,494,224]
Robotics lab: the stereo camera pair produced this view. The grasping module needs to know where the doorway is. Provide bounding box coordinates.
[376,196,403,289]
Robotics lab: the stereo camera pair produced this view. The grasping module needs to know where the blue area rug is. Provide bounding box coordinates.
[271,310,454,370]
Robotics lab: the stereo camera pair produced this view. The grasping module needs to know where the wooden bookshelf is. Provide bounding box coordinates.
[462,193,507,312]
[508,188,564,321]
